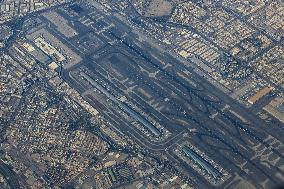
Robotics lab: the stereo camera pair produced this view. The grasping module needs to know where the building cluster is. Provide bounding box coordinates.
[72,151,193,189]
[251,45,284,87]
[0,0,68,24]
[0,54,26,133]
[0,38,111,186]
[5,70,109,185]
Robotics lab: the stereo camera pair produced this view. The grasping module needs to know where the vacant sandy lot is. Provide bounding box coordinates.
[132,0,173,17]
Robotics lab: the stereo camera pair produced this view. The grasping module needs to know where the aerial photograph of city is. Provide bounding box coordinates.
[0,0,283,188]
